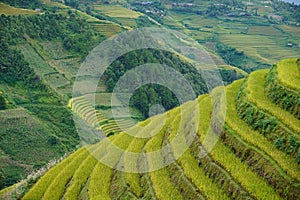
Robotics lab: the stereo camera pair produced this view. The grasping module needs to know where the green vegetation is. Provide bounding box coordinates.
[89,133,133,199]
[68,96,134,137]
[89,163,111,200]
[227,81,300,181]
[0,0,300,199]
[222,82,300,198]
[236,69,300,163]
[22,147,87,200]
[124,115,170,198]
[0,0,42,10]
[277,58,300,92]
[265,62,300,119]
[168,96,231,200]
[0,92,8,110]
[127,0,300,69]
[103,48,208,119]
[89,21,123,37]
[247,70,299,133]
[0,3,39,15]
[197,97,281,200]
[87,4,142,28]
[0,108,77,189]
[0,10,107,188]
[6,58,298,200]
[125,138,148,197]
[94,5,141,18]
[145,115,184,200]
[0,13,104,58]
[42,148,92,199]
[175,148,230,200]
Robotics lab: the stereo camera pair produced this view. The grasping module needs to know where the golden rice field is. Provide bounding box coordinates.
[93,5,141,19]
[1,58,300,199]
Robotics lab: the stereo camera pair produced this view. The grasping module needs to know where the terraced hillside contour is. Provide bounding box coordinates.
[68,96,134,137]
[2,58,300,200]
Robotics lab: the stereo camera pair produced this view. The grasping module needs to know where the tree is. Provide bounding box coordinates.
[296,58,300,70]
[0,94,6,110]
[0,170,4,190]
[106,78,115,92]
[147,87,158,104]
[86,6,91,15]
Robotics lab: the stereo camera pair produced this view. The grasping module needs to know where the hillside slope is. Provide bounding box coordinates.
[1,58,298,199]
[0,0,248,189]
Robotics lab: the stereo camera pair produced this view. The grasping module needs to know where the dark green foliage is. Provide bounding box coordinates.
[265,65,300,119]
[0,0,42,9]
[0,13,104,56]
[48,136,59,146]
[274,135,286,151]
[0,13,99,188]
[0,41,59,105]
[65,0,79,9]
[0,166,25,189]
[135,15,156,27]
[206,2,240,17]
[219,126,300,199]
[0,95,6,110]
[288,136,300,154]
[0,108,76,188]
[24,105,79,150]
[216,43,249,73]
[0,42,37,87]
[130,84,179,118]
[167,0,300,23]
[236,81,300,161]
[0,120,64,164]
[245,107,255,124]
[219,68,244,85]
[93,13,121,24]
[0,170,4,190]
[103,47,245,119]
[0,13,103,102]
[0,40,58,103]
[103,49,208,119]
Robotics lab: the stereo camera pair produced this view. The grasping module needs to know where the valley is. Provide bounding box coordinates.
[0,0,299,199]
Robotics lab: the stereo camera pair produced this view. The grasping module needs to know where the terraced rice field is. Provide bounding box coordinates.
[219,34,299,64]
[68,96,133,136]
[93,5,141,28]
[114,17,138,28]
[85,93,122,107]
[18,44,55,76]
[247,26,283,36]
[90,22,124,37]
[0,3,39,15]
[94,5,142,27]
[44,73,70,89]
[93,5,141,19]
[2,58,300,199]
[276,58,300,91]
[279,25,300,38]
[162,9,300,69]
[265,58,300,119]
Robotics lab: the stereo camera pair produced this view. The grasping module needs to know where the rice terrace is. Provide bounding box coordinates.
[0,0,299,200]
